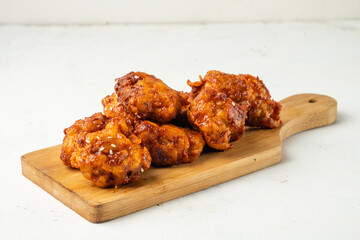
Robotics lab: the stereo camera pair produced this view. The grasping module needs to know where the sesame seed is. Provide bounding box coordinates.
[85,139,90,143]
[107,136,112,139]
[99,146,104,151]
[109,149,113,155]
[134,75,139,79]
[140,168,144,173]
[110,107,113,111]
[96,136,100,139]
[111,144,116,148]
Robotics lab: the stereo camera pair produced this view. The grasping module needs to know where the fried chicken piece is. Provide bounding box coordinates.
[101,93,141,135]
[60,113,151,187]
[60,112,109,169]
[240,74,282,128]
[115,72,182,123]
[187,89,248,150]
[188,70,249,104]
[77,118,151,187]
[188,70,282,128]
[134,121,205,166]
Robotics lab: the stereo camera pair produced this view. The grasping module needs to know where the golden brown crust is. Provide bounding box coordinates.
[134,121,205,166]
[60,113,151,187]
[61,70,281,187]
[188,70,282,129]
[115,72,182,123]
[101,93,141,135]
[240,74,282,128]
[60,112,109,168]
[77,118,151,188]
[187,89,248,150]
[188,71,249,104]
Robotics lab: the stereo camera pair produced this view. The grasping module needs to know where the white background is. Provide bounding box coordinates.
[0,1,360,240]
[0,0,360,24]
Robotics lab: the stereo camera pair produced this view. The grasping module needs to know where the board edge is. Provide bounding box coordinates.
[21,154,103,223]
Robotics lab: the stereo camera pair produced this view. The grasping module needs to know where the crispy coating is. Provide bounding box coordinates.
[187,89,248,150]
[115,72,182,123]
[77,118,151,187]
[188,71,248,104]
[240,74,282,128]
[188,70,282,128]
[101,93,140,135]
[61,70,282,187]
[60,113,151,187]
[134,121,205,166]
[60,112,109,168]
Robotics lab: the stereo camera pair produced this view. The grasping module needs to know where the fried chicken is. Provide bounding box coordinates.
[115,72,182,123]
[188,70,282,129]
[61,113,151,187]
[240,74,282,128]
[101,93,140,135]
[60,69,282,187]
[77,118,151,187]
[134,121,205,166]
[60,112,109,169]
[187,71,248,104]
[187,89,248,150]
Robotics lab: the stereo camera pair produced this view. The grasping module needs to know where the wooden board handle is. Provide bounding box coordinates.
[279,93,337,141]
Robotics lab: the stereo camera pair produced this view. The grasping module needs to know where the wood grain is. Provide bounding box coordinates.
[21,93,337,223]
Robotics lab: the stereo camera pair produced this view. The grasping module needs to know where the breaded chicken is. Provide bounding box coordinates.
[188,70,282,129]
[101,93,140,135]
[187,89,248,150]
[240,74,282,128]
[134,121,205,166]
[60,69,282,187]
[187,71,248,104]
[60,112,109,169]
[115,72,182,123]
[61,113,151,187]
[77,118,151,187]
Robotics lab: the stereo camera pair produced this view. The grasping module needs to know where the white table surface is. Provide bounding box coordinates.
[0,20,359,239]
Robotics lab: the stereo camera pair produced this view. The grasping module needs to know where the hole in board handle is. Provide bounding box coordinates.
[308,99,317,103]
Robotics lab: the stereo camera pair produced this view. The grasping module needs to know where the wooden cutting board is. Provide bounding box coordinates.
[21,93,337,223]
